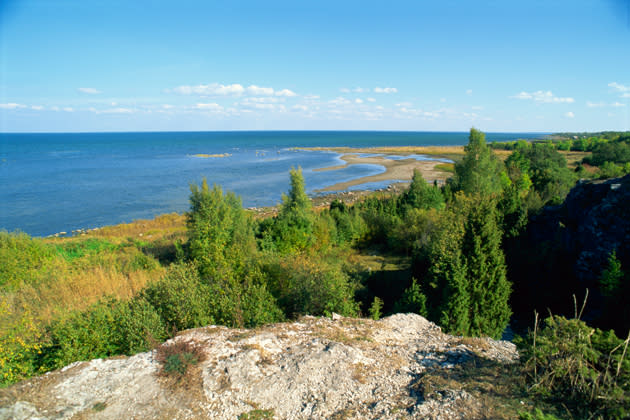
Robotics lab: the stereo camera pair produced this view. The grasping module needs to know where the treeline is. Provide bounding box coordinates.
[1,128,629,418]
[491,131,630,179]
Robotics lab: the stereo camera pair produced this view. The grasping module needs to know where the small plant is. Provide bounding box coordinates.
[368,296,383,320]
[154,339,206,379]
[238,409,274,420]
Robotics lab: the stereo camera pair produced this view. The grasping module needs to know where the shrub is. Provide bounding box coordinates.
[519,315,630,419]
[141,263,213,331]
[154,339,206,379]
[114,297,167,355]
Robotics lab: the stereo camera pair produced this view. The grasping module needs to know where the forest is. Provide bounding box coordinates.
[1,129,629,419]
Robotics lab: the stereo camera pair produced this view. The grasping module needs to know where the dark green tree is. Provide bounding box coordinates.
[427,194,511,338]
[461,196,511,338]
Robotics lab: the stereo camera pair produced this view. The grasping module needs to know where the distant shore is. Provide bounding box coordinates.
[305,146,464,192]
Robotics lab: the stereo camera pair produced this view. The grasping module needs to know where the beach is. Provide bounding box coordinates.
[307,145,463,191]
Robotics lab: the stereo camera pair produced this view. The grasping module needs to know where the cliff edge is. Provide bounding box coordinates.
[0,314,517,420]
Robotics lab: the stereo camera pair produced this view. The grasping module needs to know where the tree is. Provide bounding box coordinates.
[427,194,511,338]
[453,128,505,196]
[186,178,254,278]
[400,169,445,212]
[270,167,316,253]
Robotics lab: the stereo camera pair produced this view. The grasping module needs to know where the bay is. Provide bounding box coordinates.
[0,131,544,237]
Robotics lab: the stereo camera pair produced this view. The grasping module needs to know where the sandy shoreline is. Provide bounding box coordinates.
[308,146,461,192]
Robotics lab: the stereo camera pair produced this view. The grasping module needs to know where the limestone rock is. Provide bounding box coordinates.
[0,314,517,420]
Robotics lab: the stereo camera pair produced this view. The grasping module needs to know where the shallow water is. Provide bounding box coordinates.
[0,131,544,236]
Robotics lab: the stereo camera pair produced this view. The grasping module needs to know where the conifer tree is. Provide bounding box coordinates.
[400,169,445,211]
[429,194,511,339]
[462,197,511,338]
[454,128,505,196]
[272,167,316,253]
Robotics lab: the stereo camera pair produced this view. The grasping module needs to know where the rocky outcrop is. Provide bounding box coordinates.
[0,314,517,420]
[562,174,630,283]
[528,174,630,285]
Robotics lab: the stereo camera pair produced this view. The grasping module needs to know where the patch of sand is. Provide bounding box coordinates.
[314,153,452,192]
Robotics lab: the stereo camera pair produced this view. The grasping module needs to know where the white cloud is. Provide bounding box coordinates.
[355,98,363,104]
[367,97,376,103]
[587,101,627,108]
[340,88,350,93]
[466,89,473,95]
[103,107,135,114]
[31,105,44,110]
[623,93,630,98]
[564,111,575,118]
[471,105,484,110]
[247,85,274,96]
[329,97,351,106]
[241,97,281,104]
[275,89,297,97]
[162,104,174,109]
[511,90,574,103]
[353,87,367,93]
[375,105,384,110]
[0,103,27,109]
[609,82,630,92]
[78,87,101,94]
[373,87,397,94]
[51,106,60,111]
[171,83,245,96]
[292,104,308,111]
[63,107,74,112]
[395,102,412,107]
[195,103,223,111]
[304,94,320,100]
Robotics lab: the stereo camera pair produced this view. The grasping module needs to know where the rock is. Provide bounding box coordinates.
[0,314,518,420]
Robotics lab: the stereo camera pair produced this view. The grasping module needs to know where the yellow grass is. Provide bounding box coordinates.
[12,263,165,323]
[73,213,187,242]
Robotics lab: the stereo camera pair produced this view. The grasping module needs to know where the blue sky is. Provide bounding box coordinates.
[1,0,629,132]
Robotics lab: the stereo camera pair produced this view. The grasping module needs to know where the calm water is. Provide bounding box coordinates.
[0,131,544,237]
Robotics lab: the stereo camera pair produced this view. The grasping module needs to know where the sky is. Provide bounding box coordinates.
[1,0,629,133]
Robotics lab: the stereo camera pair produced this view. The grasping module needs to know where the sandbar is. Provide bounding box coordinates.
[311,147,460,192]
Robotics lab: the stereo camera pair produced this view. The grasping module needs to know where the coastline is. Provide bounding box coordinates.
[307,145,462,192]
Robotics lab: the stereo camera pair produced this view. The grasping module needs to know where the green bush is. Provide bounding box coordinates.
[0,231,55,290]
[519,315,630,419]
[141,263,213,331]
[114,297,167,354]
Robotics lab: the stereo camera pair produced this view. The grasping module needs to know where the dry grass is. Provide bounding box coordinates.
[412,356,533,420]
[79,213,187,242]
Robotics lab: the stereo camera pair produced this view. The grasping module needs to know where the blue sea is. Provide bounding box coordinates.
[0,131,545,237]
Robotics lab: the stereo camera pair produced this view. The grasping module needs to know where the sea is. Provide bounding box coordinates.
[0,131,545,237]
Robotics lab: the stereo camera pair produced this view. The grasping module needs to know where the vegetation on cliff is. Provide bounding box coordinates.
[1,129,629,418]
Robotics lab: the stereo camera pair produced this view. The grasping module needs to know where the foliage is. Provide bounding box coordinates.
[368,296,384,320]
[270,167,317,253]
[187,178,255,279]
[0,231,55,290]
[264,255,359,318]
[155,339,206,378]
[399,169,445,212]
[453,128,505,196]
[392,278,427,317]
[518,409,561,420]
[40,298,121,370]
[142,263,213,331]
[0,298,42,386]
[519,315,630,419]
[424,194,511,338]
